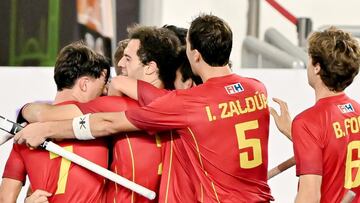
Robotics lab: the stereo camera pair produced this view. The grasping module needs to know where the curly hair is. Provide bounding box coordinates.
[128,26,180,90]
[308,27,360,92]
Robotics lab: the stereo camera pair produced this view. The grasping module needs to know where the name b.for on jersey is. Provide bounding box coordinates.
[332,103,360,138]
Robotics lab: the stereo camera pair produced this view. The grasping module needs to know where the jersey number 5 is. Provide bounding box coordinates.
[49,146,73,194]
[345,141,360,189]
[235,120,263,169]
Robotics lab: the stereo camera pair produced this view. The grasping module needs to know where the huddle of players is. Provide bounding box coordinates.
[2,14,360,203]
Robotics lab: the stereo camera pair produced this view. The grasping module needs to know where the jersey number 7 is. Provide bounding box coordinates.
[49,145,73,194]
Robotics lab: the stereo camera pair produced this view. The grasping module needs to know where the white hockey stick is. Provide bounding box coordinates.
[0,115,156,200]
[0,115,20,145]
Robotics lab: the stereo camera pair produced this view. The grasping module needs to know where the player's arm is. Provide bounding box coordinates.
[108,76,167,105]
[0,178,22,203]
[0,145,27,203]
[15,91,186,148]
[14,111,139,148]
[295,174,322,203]
[292,117,323,203]
[21,103,82,123]
[270,97,292,140]
[108,75,138,100]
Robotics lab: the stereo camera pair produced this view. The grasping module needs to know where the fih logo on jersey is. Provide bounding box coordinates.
[225,83,244,95]
[338,103,355,113]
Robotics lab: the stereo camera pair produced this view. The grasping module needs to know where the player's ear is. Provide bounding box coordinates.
[314,63,321,75]
[145,61,158,75]
[193,49,201,63]
[78,76,90,92]
[183,78,194,89]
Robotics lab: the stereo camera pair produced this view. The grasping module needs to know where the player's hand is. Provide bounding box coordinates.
[13,122,48,148]
[270,98,292,140]
[25,189,51,203]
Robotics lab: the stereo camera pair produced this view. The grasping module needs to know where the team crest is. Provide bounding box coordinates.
[225,83,244,95]
[338,103,354,113]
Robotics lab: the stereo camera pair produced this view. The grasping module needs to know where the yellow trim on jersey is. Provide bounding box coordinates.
[187,127,221,203]
[155,134,162,147]
[49,145,73,195]
[126,134,136,203]
[158,162,163,175]
[165,132,174,203]
[211,181,220,203]
[187,128,204,167]
[200,184,204,203]
[156,134,163,175]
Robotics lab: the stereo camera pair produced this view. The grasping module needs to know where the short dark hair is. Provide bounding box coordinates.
[188,14,232,66]
[308,27,360,92]
[128,26,180,90]
[177,48,203,85]
[162,25,202,85]
[163,24,188,46]
[54,41,111,91]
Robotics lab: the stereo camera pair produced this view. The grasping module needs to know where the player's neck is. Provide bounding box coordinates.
[54,89,80,104]
[198,64,232,82]
[314,84,343,102]
[148,78,164,89]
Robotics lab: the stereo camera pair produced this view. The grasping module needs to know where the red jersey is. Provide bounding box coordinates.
[75,96,162,203]
[292,94,360,203]
[3,101,108,203]
[127,74,273,202]
[137,81,197,203]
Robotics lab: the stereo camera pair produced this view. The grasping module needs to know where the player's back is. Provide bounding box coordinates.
[75,96,162,203]
[292,94,360,202]
[174,74,272,202]
[127,74,273,202]
[189,74,270,201]
[3,101,109,202]
[11,139,108,202]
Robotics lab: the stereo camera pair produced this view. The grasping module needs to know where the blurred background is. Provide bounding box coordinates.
[1,0,359,70]
[1,0,360,202]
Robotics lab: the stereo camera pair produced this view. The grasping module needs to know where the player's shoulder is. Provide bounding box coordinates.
[92,96,140,111]
[293,104,321,125]
[97,96,137,104]
[241,75,267,88]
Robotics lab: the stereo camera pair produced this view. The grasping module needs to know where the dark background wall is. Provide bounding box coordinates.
[0,0,139,66]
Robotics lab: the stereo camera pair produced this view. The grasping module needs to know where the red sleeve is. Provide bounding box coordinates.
[2,144,26,183]
[292,116,323,176]
[126,91,188,132]
[137,80,168,106]
[75,96,130,114]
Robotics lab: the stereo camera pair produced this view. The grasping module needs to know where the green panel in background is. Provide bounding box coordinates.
[9,0,60,66]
